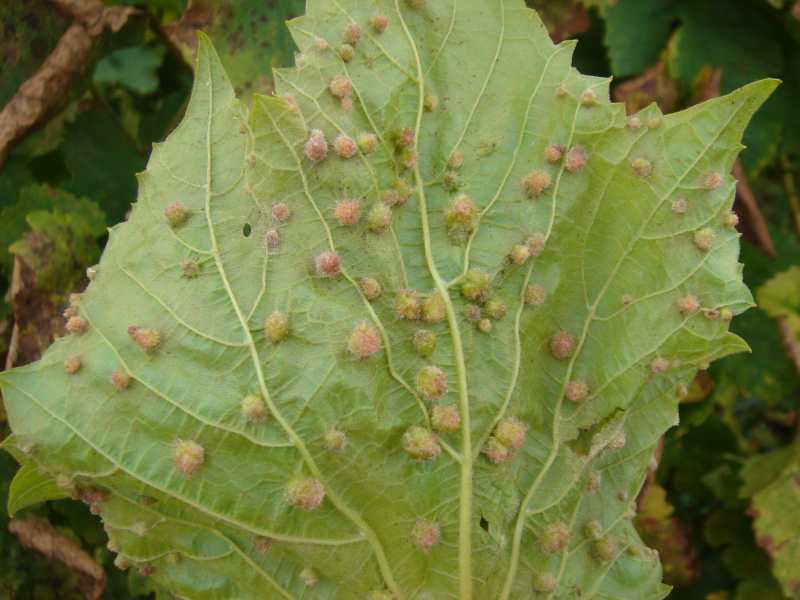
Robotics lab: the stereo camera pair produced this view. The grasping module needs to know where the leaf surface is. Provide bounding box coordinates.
[0,2,775,598]
[7,465,67,517]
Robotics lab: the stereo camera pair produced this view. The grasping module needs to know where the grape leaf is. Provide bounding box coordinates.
[7,464,67,517]
[741,443,800,598]
[757,266,800,336]
[0,2,775,598]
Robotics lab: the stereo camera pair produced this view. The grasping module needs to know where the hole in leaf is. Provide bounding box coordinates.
[242,223,252,237]
[479,516,489,533]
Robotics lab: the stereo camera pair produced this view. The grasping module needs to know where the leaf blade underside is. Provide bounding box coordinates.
[0,1,775,598]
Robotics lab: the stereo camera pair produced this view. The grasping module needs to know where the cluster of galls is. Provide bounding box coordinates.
[484,416,528,463]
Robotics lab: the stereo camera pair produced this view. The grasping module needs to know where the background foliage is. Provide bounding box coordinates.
[0,0,798,598]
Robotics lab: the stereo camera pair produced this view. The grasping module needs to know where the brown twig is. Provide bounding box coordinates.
[733,160,778,258]
[8,518,107,600]
[0,0,136,168]
[777,317,800,375]
[780,157,800,238]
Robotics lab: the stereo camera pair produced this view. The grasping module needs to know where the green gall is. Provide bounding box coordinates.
[671,197,688,215]
[66,316,88,335]
[721,308,734,322]
[264,311,290,343]
[360,277,382,301]
[676,294,700,315]
[627,115,642,130]
[329,74,352,98]
[348,322,382,359]
[544,143,564,164]
[114,556,132,570]
[584,520,603,540]
[555,84,567,98]
[313,37,328,51]
[411,518,441,553]
[694,228,716,252]
[533,572,557,593]
[271,202,291,223]
[477,318,492,333]
[724,211,740,229]
[64,356,82,374]
[333,134,358,158]
[367,203,393,232]
[525,285,546,306]
[442,171,461,192]
[254,537,273,555]
[461,269,491,303]
[704,171,723,190]
[340,96,354,111]
[608,431,626,451]
[164,202,190,227]
[315,250,341,277]
[647,115,662,129]
[406,0,426,9]
[431,404,460,433]
[241,394,267,423]
[357,132,378,154]
[485,298,507,320]
[424,94,439,112]
[400,150,418,170]
[334,199,361,226]
[287,476,326,511]
[402,426,441,461]
[324,428,347,451]
[704,308,720,321]
[423,292,446,324]
[510,244,530,265]
[593,537,618,561]
[173,439,205,476]
[522,170,551,199]
[586,470,602,491]
[342,22,361,45]
[445,194,479,236]
[494,417,528,452]
[565,380,588,403]
[416,365,448,401]
[631,157,653,178]
[370,14,389,33]
[540,520,571,553]
[395,290,422,320]
[304,129,328,162]
[484,437,511,464]
[180,260,201,278]
[565,146,587,173]
[128,326,161,353]
[392,127,415,149]
[448,151,464,169]
[550,330,575,360]
[413,329,437,358]
[111,370,131,391]
[581,88,598,106]
[622,293,634,306]
[300,567,319,587]
[86,266,98,280]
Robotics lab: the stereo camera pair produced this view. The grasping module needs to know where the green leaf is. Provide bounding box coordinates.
[0,184,106,276]
[602,0,676,77]
[0,3,775,597]
[757,266,800,336]
[94,45,166,95]
[164,0,305,98]
[741,443,800,598]
[7,465,68,517]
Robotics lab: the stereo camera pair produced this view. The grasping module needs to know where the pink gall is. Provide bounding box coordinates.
[324,428,348,452]
[445,194,478,235]
[315,250,341,277]
[484,437,511,464]
[111,370,131,391]
[304,129,328,163]
[724,211,740,229]
[694,228,716,252]
[348,322,382,358]
[525,285,546,306]
[581,88,598,106]
[64,356,82,374]
[650,357,670,373]
[527,233,547,257]
[565,380,588,403]
[370,14,389,33]
[522,170,551,199]
[448,151,464,169]
[544,144,564,164]
[411,519,441,553]
[510,244,531,265]
[631,157,653,178]
[241,394,267,423]
[671,197,688,215]
[180,260,201,278]
[704,171,723,190]
[541,521,571,553]
[494,416,527,451]
[342,22,362,44]
[164,202,190,227]
[333,134,358,159]
[271,202,291,223]
[264,228,281,250]
[533,572,558,593]
[550,330,575,360]
[329,74,352,98]
[564,146,587,173]
[360,277,382,301]
[334,199,361,226]
[66,316,88,335]
[431,404,461,433]
[676,294,700,315]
